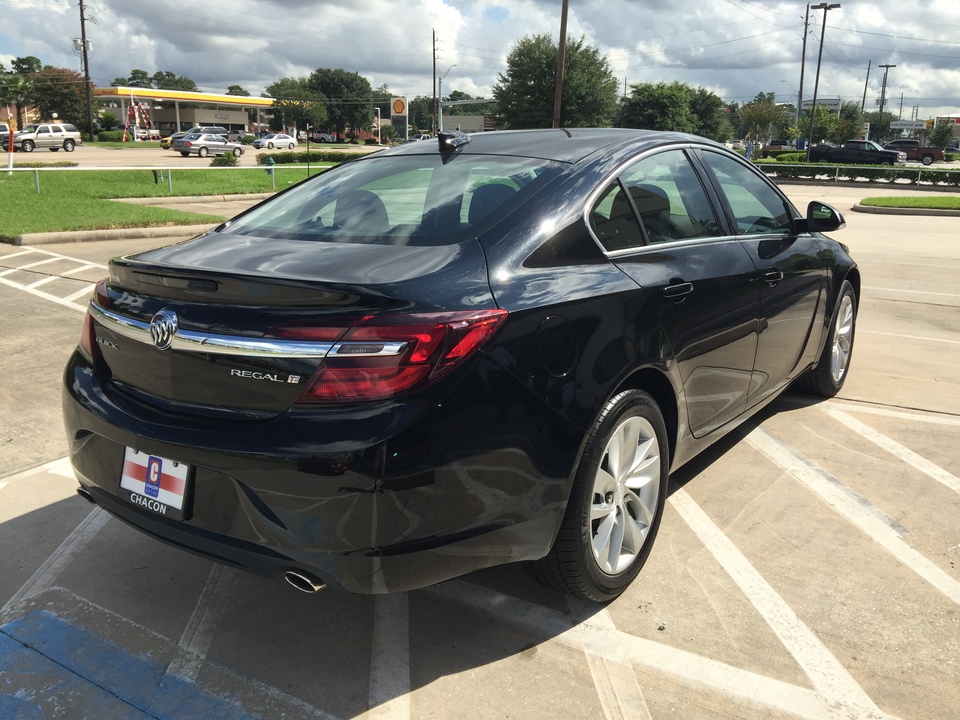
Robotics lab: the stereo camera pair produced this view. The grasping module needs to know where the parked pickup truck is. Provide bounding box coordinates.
[808,140,905,165]
[882,139,945,166]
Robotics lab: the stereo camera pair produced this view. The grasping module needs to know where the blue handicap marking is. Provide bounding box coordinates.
[0,611,262,719]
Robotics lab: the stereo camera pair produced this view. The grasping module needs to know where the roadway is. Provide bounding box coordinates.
[0,184,958,719]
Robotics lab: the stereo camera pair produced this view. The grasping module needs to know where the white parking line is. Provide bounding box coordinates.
[863,330,960,345]
[567,599,652,720]
[747,427,960,606]
[669,489,882,715]
[823,407,960,494]
[868,287,960,298]
[824,401,960,427]
[0,506,110,622]
[368,593,411,720]
[429,581,892,720]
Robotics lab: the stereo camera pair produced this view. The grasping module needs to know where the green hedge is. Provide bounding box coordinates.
[97,130,124,142]
[255,149,372,165]
[775,152,807,163]
[759,163,960,186]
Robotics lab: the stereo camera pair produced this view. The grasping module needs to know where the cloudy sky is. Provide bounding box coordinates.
[2,0,959,120]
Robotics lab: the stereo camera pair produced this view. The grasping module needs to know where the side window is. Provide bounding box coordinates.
[700,151,794,235]
[589,149,722,251]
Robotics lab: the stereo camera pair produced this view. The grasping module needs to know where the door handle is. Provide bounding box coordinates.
[662,282,693,299]
[762,269,784,285]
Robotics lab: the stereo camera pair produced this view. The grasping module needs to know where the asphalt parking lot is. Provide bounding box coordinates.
[0,184,958,719]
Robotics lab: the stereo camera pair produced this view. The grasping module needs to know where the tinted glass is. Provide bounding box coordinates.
[225,154,564,246]
[589,148,721,250]
[700,151,794,235]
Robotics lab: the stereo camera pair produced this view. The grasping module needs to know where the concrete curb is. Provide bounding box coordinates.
[116,193,274,206]
[14,224,217,246]
[851,204,960,217]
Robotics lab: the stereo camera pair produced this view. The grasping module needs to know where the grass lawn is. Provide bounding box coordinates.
[859,196,960,210]
[0,166,329,240]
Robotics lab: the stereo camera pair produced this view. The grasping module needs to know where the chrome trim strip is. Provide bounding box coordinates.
[90,304,406,359]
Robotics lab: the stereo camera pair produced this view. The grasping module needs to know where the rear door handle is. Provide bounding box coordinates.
[662,282,693,299]
[762,269,784,285]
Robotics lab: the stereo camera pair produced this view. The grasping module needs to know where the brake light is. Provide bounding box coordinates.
[285,310,508,402]
[79,279,109,360]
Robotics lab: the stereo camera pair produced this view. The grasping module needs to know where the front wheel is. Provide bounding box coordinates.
[531,389,669,602]
[798,279,857,397]
[22,140,34,152]
[179,151,190,157]
[64,139,75,152]
[49,147,59,152]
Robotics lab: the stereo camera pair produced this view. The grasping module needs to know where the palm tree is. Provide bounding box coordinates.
[0,73,35,129]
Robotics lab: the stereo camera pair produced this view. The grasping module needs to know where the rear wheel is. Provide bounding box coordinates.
[798,279,857,397]
[532,389,668,602]
[922,155,934,166]
[64,139,75,152]
[198,147,208,158]
[288,143,295,150]
[267,142,274,149]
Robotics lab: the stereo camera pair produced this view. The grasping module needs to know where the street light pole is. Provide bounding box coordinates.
[805,3,840,160]
[438,64,456,132]
[878,63,896,142]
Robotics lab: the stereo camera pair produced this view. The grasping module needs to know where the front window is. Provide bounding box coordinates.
[700,151,795,235]
[225,154,564,246]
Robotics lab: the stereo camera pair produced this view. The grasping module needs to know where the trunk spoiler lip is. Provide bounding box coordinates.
[89,302,405,360]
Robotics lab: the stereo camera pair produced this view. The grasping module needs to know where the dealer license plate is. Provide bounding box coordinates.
[119,448,191,520]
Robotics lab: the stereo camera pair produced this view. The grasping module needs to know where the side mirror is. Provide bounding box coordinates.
[799,201,845,234]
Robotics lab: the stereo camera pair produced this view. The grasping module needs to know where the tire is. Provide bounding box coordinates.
[180,152,190,157]
[798,279,857,397]
[49,147,59,152]
[267,142,274,149]
[922,155,933,166]
[22,140,34,152]
[198,147,208,158]
[882,161,893,166]
[232,147,242,157]
[288,143,295,150]
[531,389,669,602]
[64,139,75,152]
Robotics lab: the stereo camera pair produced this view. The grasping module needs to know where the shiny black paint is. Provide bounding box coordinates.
[62,128,858,594]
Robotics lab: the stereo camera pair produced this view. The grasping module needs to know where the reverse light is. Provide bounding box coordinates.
[282,310,508,403]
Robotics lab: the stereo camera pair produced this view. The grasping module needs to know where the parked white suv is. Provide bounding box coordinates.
[14,123,83,152]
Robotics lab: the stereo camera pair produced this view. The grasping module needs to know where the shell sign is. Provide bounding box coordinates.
[391,98,407,117]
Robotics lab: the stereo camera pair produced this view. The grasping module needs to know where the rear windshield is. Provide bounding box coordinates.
[223,153,564,246]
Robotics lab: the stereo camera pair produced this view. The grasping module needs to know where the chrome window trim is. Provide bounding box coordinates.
[90,304,405,359]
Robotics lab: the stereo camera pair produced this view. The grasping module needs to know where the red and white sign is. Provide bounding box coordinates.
[120,448,189,511]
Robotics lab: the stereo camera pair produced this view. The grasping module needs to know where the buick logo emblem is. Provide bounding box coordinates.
[149,309,178,350]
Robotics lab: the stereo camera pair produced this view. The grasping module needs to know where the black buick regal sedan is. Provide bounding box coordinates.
[63,128,858,601]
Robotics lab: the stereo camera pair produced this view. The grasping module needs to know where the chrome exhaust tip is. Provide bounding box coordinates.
[76,486,97,504]
[283,570,326,594]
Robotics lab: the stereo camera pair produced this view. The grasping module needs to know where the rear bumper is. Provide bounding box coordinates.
[62,350,578,593]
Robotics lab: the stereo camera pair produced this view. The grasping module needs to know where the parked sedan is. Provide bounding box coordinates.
[252,133,297,150]
[63,128,857,602]
[171,133,244,158]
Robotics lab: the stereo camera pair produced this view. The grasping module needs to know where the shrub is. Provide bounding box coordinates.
[240,135,256,145]
[776,152,807,163]
[255,149,378,165]
[97,130,124,142]
[210,153,239,167]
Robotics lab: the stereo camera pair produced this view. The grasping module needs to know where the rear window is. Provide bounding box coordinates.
[224,153,564,246]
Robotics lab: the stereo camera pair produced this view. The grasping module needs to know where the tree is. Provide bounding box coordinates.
[831,101,864,144]
[493,34,618,128]
[617,81,696,132]
[226,84,250,96]
[443,90,496,117]
[862,110,897,143]
[688,87,733,141]
[127,69,151,87]
[740,98,791,144]
[1,73,34,128]
[801,104,837,145]
[408,96,433,133]
[12,56,42,76]
[30,66,91,127]
[98,111,119,130]
[929,120,956,148]
[308,68,373,138]
[264,77,328,133]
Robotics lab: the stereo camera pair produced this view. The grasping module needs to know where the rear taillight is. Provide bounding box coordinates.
[79,279,109,360]
[275,310,508,403]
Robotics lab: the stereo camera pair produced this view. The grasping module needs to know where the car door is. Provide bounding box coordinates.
[589,147,760,437]
[34,125,53,149]
[695,149,827,407]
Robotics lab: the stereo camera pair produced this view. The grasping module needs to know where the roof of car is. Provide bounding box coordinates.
[380,128,709,164]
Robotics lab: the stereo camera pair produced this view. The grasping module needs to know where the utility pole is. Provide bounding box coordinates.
[805,3,840,159]
[877,63,896,142]
[797,4,810,125]
[860,59,871,113]
[552,0,569,129]
[432,30,437,136]
[78,0,95,142]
